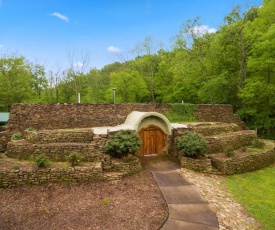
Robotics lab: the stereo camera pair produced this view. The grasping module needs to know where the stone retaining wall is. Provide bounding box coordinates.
[6,134,108,162]
[7,103,171,132]
[0,131,8,152]
[0,164,103,187]
[181,157,212,173]
[209,145,275,175]
[25,129,94,143]
[0,157,142,188]
[206,131,257,153]
[0,103,242,151]
[195,104,241,124]
[7,103,240,133]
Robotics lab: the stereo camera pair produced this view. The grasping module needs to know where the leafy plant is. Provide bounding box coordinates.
[61,163,70,169]
[177,131,208,158]
[12,163,20,170]
[104,130,142,158]
[34,154,51,168]
[11,133,23,140]
[102,198,110,206]
[66,152,83,167]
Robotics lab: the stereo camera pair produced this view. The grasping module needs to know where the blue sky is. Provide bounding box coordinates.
[0,0,262,71]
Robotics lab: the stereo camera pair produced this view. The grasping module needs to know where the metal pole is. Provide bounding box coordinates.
[113,88,116,104]
[78,93,80,103]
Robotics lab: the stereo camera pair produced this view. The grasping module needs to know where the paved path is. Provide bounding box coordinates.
[140,155,219,230]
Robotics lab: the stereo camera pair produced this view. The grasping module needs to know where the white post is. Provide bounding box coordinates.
[78,93,80,103]
[113,88,116,104]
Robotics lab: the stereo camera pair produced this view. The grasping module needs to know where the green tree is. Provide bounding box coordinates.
[0,56,33,110]
[109,69,147,102]
[239,24,275,135]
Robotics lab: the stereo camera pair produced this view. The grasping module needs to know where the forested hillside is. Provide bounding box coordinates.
[0,0,274,137]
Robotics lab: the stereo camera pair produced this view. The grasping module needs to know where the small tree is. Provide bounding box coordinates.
[177,131,208,158]
[104,130,142,158]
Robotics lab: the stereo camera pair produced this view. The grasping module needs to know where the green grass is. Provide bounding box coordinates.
[227,164,275,230]
[165,103,198,123]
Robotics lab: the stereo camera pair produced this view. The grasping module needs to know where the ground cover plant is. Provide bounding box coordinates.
[227,164,275,230]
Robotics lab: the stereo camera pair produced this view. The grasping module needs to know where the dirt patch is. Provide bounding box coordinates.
[0,170,168,230]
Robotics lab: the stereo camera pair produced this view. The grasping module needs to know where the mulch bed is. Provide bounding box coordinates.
[0,170,168,230]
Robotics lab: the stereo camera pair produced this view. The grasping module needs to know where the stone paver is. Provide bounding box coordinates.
[162,219,219,230]
[181,168,262,229]
[141,155,262,230]
[140,155,219,230]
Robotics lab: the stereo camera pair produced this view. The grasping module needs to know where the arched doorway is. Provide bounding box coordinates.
[139,125,167,156]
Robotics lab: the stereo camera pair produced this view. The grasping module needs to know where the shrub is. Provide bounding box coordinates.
[102,198,110,206]
[104,130,142,158]
[11,133,23,140]
[34,154,51,168]
[66,152,83,167]
[12,163,20,170]
[177,131,208,158]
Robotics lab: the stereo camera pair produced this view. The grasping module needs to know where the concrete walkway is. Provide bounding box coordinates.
[140,155,219,230]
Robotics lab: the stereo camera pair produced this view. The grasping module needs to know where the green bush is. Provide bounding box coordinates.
[34,154,51,168]
[104,130,142,158]
[66,152,83,167]
[177,131,208,158]
[11,133,23,140]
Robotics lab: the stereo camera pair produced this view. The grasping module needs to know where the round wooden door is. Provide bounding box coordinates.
[139,125,166,156]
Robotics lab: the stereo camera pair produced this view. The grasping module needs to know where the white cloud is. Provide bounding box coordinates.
[0,44,4,49]
[191,25,217,36]
[73,61,84,68]
[107,46,122,53]
[50,12,69,22]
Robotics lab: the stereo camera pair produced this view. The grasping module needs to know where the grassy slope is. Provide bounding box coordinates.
[227,164,275,230]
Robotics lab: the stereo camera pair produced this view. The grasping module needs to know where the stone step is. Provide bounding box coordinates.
[7,140,103,162]
[206,130,257,154]
[189,122,241,136]
[24,128,94,143]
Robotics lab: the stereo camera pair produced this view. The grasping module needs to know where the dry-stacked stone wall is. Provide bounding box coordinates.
[6,134,108,162]
[0,131,8,152]
[6,103,240,133]
[0,157,142,187]
[7,103,171,132]
[195,104,241,124]
[25,129,94,143]
[206,130,257,154]
[0,103,242,151]
[181,157,212,173]
[209,141,275,174]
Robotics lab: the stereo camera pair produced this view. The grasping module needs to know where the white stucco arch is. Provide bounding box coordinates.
[124,111,172,135]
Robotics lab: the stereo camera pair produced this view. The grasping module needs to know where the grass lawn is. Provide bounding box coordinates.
[227,164,275,230]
